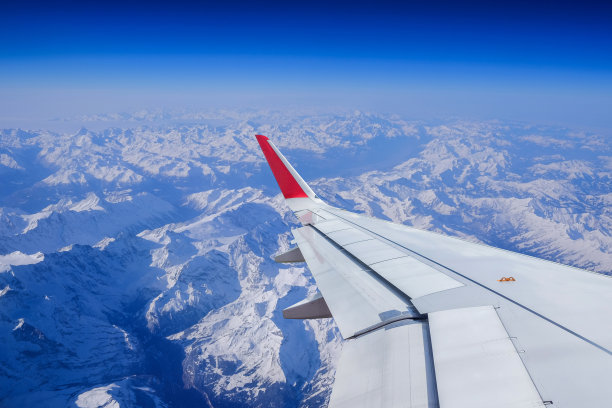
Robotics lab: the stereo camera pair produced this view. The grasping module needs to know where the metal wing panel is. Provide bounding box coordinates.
[322,207,612,350]
[321,206,612,406]
[326,228,374,245]
[329,320,439,408]
[292,225,414,338]
[311,218,348,234]
[311,219,464,300]
[372,257,463,299]
[429,306,545,408]
[343,239,407,265]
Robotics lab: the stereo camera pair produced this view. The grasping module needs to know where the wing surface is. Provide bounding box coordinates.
[329,319,438,408]
[255,135,612,407]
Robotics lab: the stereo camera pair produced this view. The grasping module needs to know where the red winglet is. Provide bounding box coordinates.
[256,135,309,199]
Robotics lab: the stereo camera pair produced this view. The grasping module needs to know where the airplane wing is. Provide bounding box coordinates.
[255,134,612,408]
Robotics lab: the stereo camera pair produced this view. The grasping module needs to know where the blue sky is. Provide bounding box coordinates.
[1,0,611,128]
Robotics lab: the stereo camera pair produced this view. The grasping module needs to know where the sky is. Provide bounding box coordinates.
[1,0,611,129]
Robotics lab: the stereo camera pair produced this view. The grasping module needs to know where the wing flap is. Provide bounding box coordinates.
[429,306,545,408]
[329,319,439,408]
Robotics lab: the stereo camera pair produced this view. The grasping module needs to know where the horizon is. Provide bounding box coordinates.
[1,0,611,130]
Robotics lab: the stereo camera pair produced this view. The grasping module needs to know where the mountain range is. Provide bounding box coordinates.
[1,110,610,407]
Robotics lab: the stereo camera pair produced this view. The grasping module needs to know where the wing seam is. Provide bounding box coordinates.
[347,314,427,340]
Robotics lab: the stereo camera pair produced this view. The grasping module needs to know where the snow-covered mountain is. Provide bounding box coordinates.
[1,110,611,407]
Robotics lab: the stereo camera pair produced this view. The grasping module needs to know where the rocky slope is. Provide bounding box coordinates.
[1,111,610,407]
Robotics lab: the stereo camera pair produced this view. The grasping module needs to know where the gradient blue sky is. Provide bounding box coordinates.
[1,0,611,128]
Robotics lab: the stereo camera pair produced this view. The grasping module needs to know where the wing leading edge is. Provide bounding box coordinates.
[255,135,612,408]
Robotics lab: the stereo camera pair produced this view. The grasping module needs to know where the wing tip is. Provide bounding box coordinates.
[254,134,311,200]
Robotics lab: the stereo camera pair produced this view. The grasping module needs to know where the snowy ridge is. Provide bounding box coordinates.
[1,111,611,407]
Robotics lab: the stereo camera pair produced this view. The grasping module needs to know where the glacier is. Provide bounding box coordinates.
[1,110,611,407]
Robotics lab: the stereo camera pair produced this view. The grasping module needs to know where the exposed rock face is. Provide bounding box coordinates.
[1,111,610,407]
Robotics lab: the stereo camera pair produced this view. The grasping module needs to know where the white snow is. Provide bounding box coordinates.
[70,193,105,212]
[13,318,25,331]
[74,378,167,408]
[0,251,44,272]
[2,112,611,407]
[0,153,23,169]
[94,237,116,250]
